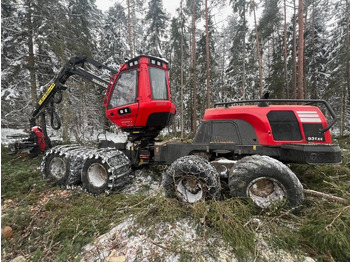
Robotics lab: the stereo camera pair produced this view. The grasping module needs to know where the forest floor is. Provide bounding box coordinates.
[1,133,350,262]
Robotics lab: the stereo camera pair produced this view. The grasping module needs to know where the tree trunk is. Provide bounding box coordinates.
[241,8,246,99]
[191,0,197,133]
[205,0,210,108]
[27,3,37,108]
[303,0,308,98]
[346,0,350,105]
[180,0,184,140]
[298,0,304,99]
[293,0,297,99]
[283,0,289,98]
[127,0,134,57]
[253,1,263,98]
[310,1,317,99]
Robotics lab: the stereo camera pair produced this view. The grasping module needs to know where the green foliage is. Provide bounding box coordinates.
[192,199,256,257]
[299,206,350,261]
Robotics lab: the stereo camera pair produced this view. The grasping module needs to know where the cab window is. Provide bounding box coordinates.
[108,69,137,109]
[149,67,168,100]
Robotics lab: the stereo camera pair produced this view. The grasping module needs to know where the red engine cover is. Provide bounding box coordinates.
[203,105,332,146]
[103,56,176,132]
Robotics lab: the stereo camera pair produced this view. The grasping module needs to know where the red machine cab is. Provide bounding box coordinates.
[103,56,176,138]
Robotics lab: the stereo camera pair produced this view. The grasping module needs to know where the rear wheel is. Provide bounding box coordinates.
[162,155,221,203]
[228,155,304,208]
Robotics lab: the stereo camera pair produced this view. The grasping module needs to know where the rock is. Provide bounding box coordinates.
[11,256,26,262]
[1,226,14,240]
[105,255,126,262]
[303,257,316,262]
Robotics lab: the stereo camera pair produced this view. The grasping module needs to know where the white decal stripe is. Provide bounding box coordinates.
[296,111,318,114]
[300,118,322,123]
[297,114,319,118]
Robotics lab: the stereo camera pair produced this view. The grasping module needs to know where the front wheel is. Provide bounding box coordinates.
[162,155,221,203]
[228,155,304,208]
[42,152,68,185]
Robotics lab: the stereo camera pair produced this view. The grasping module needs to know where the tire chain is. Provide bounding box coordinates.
[41,145,131,193]
[82,148,131,193]
[163,155,221,201]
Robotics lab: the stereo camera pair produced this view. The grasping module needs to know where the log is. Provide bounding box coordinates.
[303,189,348,204]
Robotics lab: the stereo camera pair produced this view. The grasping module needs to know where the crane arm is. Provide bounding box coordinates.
[31,55,118,125]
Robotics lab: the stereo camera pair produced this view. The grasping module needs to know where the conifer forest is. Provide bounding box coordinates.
[1,0,350,140]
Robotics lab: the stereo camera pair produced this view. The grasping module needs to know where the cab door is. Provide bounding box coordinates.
[105,68,139,129]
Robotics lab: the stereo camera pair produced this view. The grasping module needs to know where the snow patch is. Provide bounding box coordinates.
[80,217,238,262]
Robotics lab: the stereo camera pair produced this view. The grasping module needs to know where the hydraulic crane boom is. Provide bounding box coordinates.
[31,55,118,128]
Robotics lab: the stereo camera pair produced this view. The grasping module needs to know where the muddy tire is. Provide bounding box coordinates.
[228,155,304,208]
[42,152,68,185]
[162,155,221,203]
[81,149,131,194]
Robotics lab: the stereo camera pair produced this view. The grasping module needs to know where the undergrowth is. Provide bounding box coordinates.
[1,136,350,261]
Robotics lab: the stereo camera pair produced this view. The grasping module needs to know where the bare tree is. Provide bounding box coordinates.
[205,0,210,108]
[298,0,304,99]
[252,0,263,98]
[127,0,134,57]
[346,0,350,103]
[283,0,289,98]
[293,0,297,99]
[180,0,185,140]
[191,0,197,133]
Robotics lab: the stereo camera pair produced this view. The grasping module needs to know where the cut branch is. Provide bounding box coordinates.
[303,189,348,204]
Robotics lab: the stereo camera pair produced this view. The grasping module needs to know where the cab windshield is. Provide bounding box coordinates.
[108,69,137,109]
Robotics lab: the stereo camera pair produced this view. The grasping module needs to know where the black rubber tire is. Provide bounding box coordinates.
[64,147,88,186]
[65,156,84,186]
[162,155,221,203]
[81,158,111,194]
[42,152,69,185]
[228,155,304,208]
[81,150,131,194]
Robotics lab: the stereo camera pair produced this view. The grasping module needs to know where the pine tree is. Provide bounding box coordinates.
[327,0,350,135]
[229,0,248,98]
[99,3,129,68]
[144,0,168,56]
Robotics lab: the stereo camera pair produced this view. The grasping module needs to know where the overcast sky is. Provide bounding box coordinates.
[95,0,181,16]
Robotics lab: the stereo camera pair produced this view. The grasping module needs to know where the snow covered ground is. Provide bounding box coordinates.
[1,127,128,146]
[79,170,316,262]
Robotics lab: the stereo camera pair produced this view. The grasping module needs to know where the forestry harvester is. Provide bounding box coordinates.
[9,55,342,208]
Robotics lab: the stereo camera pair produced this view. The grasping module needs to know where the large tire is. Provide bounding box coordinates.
[41,145,84,186]
[81,149,131,194]
[162,155,221,203]
[65,147,89,186]
[42,151,68,185]
[228,155,304,208]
